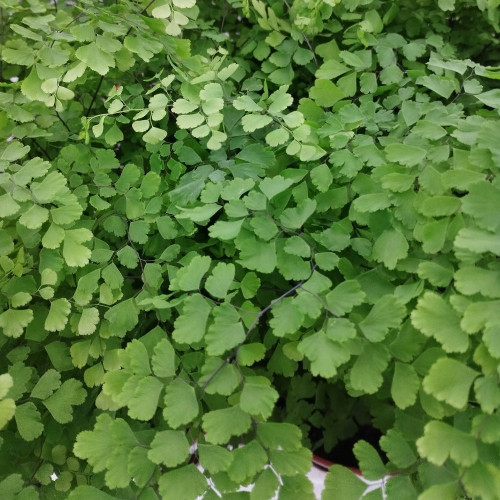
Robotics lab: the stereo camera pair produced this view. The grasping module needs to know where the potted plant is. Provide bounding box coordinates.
[1,0,499,498]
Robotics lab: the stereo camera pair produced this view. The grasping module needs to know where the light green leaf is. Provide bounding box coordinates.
[151,338,175,378]
[173,294,211,344]
[203,405,252,444]
[63,229,93,267]
[476,89,500,108]
[233,95,264,112]
[385,143,426,166]
[31,369,61,399]
[380,430,418,469]
[206,303,245,356]
[148,430,190,467]
[242,114,273,132]
[45,298,71,332]
[104,299,139,336]
[372,230,409,270]
[43,379,86,424]
[228,440,268,484]
[143,127,167,144]
[128,376,163,421]
[280,199,316,229]
[18,204,49,230]
[359,295,405,342]
[14,402,44,441]
[416,420,477,466]
[76,42,115,75]
[265,128,290,146]
[205,262,235,299]
[0,309,34,338]
[411,292,468,352]
[198,444,233,474]
[298,331,350,378]
[322,465,367,500]
[391,362,419,410]
[423,357,478,409]
[353,440,386,480]
[240,377,279,420]
[310,79,345,107]
[158,465,207,500]
[163,378,199,428]
[325,280,365,316]
[170,255,211,291]
[350,343,390,394]
[0,399,16,430]
[259,175,294,199]
[78,307,99,336]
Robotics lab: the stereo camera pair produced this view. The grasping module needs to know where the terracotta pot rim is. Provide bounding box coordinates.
[312,454,362,476]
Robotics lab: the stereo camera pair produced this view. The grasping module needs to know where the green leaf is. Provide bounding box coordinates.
[104,299,139,336]
[454,228,500,255]
[353,440,386,480]
[14,402,44,441]
[148,430,190,467]
[241,114,273,132]
[228,440,268,484]
[198,444,233,474]
[349,343,390,394]
[310,80,345,107]
[461,183,500,232]
[269,297,305,337]
[45,298,71,332]
[170,255,211,291]
[0,309,34,338]
[69,486,117,500]
[259,175,294,199]
[76,42,115,75]
[298,331,350,378]
[31,369,61,399]
[391,362,419,409]
[423,357,478,409]
[416,420,478,466]
[173,294,211,344]
[251,468,280,500]
[322,465,366,500]
[163,378,199,428]
[206,304,245,356]
[280,199,317,229]
[158,465,207,500]
[380,430,417,469]
[240,377,279,420]
[151,338,175,378]
[269,447,312,476]
[475,89,500,108]
[143,127,167,144]
[411,292,468,352]
[203,405,252,444]
[205,262,235,299]
[43,379,86,424]
[325,280,365,316]
[385,143,426,167]
[237,232,277,273]
[128,376,163,420]
[417,75,457,98]
[63,229,93,267]
[18,204,49,230]
[359,295,406,342]
[200,360,240,396]
[266,128,290,146]
[234,95,264,112]
[0,398,16,430]
[372,230,409,270]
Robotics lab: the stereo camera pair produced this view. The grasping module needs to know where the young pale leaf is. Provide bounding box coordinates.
[423,357,478,409]
[45,298,71,332]
[242,114,273,132]
[63,229,92,267]
[202,405,252,444]
[78,307,99,336]
[266,128,290,146]
[158,465,207,500]
[163,378,199,428]
[148,430,190,467]
[416,421,478,467]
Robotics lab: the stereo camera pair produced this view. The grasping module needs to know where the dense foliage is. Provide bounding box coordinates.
[1,0,500,498]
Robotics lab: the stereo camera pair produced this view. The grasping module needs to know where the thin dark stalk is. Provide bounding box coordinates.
[85,74,104,117]
[56,110,72,133]
[31,139,52,161]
